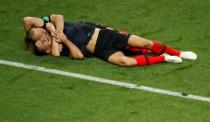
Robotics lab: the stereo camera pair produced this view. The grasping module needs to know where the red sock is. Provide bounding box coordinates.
[134,55,165,66]
[129,47,149,54]
[164,46,180,56]
[151,40,180,56]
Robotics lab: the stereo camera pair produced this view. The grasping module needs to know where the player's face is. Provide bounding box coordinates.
[31,28,47,41]
[33,28,52,54]
[35,38,52,54]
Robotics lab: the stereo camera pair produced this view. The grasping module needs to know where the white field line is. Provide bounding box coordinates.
[0,59,210,103]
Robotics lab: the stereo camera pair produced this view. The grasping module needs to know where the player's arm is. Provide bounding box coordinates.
[50,14,64,32]
[44,22,61,57]
[45,14,83,59]
[47,14,65,57]
[52,31,84,59]
[50,40,61,57]
[23,17,44,32]
[63,39,84,60]
[23,14,64,32]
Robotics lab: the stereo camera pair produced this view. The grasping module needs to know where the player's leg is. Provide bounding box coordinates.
[151,40,197,60]
[107,51,182,67]
[127,35,180,55]
[127,35,197,60]
[107,51,137,66]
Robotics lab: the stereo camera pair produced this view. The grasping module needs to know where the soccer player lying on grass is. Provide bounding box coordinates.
[23,14,197,67]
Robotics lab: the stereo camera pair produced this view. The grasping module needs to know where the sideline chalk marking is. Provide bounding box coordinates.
[0,59,210,103]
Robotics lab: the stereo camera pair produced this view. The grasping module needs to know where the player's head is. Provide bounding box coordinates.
[25,28,52,55]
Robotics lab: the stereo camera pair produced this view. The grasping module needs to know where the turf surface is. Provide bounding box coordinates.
[0,0,210,121]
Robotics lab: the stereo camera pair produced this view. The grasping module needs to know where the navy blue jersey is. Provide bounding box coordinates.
[62,22,95,57]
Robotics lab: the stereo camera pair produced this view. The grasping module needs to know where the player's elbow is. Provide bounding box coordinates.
[51,50,61,57]
[57,14,63,19]
[51,14,64,21]
[78,54,84,59]
[71,53,84,60]
[75,53,84,60]
[23,17,32,23]
[51,53,60,57]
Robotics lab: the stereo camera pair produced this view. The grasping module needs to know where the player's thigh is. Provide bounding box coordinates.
[127,35,153,49]
[107,51,136,66]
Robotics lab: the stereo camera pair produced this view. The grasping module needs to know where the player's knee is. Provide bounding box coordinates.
[151,40,166,54]
[143,41,153,49]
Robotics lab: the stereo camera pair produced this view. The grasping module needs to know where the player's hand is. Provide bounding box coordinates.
[51,30,67,43]
[46,22,56,33]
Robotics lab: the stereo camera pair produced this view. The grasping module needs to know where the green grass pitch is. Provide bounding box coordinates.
[0,0,210,121]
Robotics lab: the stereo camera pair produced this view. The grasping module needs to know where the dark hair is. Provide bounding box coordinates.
[24,30,46,56]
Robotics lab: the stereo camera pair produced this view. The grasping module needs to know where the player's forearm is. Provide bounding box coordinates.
[50,14,64,32]
[62,39,84,59]
[23,17,44,32]
[51,39,60,57]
